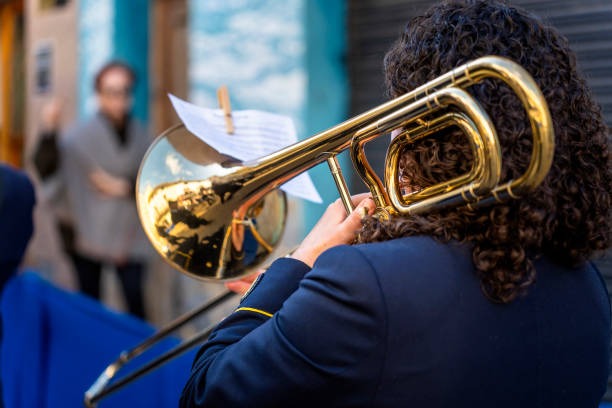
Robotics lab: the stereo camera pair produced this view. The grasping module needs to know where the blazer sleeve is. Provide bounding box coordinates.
[179,245,387,407]
[32,130,61,180]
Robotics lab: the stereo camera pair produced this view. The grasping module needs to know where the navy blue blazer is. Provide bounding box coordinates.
[0,165,35,290]
[180,236,611,407]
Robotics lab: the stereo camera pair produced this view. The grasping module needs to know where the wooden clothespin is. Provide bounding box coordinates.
[217,85,234,134]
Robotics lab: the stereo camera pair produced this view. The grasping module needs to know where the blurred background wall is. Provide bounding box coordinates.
[3,0,352,329]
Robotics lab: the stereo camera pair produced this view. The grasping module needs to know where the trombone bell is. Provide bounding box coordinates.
[136,125,287,281]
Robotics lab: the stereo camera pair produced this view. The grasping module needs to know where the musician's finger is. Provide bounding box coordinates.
[225,280,253,296]
[339,197,375,239]
[224,270,264,295]
[327,193,373,219]
[349,192,373,207]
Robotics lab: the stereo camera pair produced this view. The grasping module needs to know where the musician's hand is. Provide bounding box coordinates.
[225,270,263,296]
[290,193,375,268]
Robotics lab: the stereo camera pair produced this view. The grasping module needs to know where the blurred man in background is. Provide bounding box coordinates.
[33,61,151,320]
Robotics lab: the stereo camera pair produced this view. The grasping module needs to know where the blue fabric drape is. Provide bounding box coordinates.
[1,272,195,408]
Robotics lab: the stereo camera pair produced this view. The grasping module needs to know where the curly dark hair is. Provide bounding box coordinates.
[358,0,611,303]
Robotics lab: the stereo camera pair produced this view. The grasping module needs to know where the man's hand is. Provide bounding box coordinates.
[41,98,62,131]
[89,168,132,198]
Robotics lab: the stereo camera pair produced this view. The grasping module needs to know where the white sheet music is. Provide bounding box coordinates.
[169,94,322,203]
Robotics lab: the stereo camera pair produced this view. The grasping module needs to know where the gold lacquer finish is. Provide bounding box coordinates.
[350,56,553,216]
[137,124,287,281]
[136,56,554,281]
[385,110,498,215]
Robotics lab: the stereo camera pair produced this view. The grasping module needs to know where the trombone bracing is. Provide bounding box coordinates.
[84,56,554,407]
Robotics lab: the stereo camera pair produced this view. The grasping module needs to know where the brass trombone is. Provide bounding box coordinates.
[84,56,554,407]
